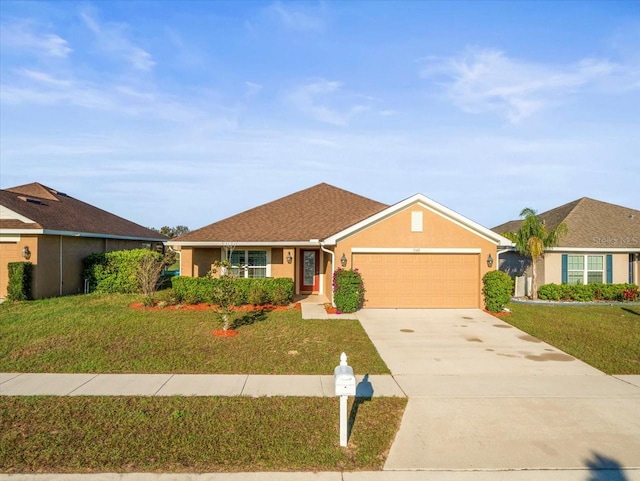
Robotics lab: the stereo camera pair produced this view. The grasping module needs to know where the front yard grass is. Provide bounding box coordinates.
[0,293,389,374]
[503,303,640,375]
[0,396,407,473]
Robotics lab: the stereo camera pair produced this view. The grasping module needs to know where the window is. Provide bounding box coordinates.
[228,250,267,278]
[567,255,604,284]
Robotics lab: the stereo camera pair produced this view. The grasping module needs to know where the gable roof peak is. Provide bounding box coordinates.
[4,182,60,202]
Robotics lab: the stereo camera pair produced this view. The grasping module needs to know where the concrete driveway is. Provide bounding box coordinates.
[356,309,640,473]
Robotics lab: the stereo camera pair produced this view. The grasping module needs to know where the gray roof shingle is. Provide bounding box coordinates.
[492,197,640,249]
[174,183,389,243]
[0,182,166,241]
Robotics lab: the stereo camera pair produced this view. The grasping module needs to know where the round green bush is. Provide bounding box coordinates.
[482,270,513,312]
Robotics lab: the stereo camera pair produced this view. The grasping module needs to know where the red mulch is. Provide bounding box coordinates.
[324,304,343,314]
[130,302,301,312]
[212,329,238,337]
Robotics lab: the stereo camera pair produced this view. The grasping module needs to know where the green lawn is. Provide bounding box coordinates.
[0,293,389,374]
[0,396,407,473]
[503,303,640,374]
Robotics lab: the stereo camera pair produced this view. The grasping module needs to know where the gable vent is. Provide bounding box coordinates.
[18,196,46,205]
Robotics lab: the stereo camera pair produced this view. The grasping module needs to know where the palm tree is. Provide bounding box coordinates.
[502,207,568,299]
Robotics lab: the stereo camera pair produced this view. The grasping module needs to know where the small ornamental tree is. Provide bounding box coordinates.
[136,250,166,306]
[209,259,239,331]
[482,270,514,313]
[333,268,365,313]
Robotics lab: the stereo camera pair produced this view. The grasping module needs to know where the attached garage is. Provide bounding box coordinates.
[353,250,481,308]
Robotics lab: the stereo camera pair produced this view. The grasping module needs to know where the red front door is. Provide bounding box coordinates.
[300,249,320,292]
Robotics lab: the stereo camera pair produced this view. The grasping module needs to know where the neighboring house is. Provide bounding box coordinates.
[493,197,640,287]
[167,183,512,308]
[0,182,167,299]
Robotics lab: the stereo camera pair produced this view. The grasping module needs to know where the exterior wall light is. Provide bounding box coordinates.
[286,251,293,264]
[487,253,494,268]
[22,246,31,260]
[340,253,347,267]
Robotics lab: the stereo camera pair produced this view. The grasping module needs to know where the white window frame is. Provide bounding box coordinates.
[567,254,604,285]
[227,249,271,278]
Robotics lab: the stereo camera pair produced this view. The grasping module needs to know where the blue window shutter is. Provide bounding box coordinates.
[561,254,568,284]
[606,254,613,283]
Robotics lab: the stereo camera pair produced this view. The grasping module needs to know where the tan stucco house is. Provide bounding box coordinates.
[167,183,512,308]
[493,197,640,287]
[0,182,166,299]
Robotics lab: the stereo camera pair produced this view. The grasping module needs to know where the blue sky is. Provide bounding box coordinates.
[1,1,638,231]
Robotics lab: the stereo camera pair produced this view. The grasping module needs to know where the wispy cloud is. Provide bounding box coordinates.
[267,1,326,33]
[288,79,369,126]
[422,49,622,123]
[80,10,155,71]
[0,21,72,58]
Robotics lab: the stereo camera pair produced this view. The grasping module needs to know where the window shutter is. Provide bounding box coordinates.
[606,254,613,283]
[561,254,568,284]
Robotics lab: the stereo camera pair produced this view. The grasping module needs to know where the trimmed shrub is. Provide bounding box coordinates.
[482,270,514,313]
[269,278,295,306]
[333,268,365,313]
[84,249,163,294]
[7,262,33,301]
[171,276,294,306]
[538,283,560,301]
[537,283,639,302]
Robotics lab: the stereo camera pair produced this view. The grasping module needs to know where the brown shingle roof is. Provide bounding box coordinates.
[175,183,389,243]
[492,198,640,249]
[0,182,166,241]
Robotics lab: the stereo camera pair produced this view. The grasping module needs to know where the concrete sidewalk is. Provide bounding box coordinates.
[3,470,640,480]
[0,372,404,397]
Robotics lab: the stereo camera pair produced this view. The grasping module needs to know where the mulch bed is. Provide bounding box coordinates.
[324,303,343,314]
[130,302,301,312]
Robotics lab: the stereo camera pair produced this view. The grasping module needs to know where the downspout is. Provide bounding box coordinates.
[59,235,63,296]
[320,242,335,307]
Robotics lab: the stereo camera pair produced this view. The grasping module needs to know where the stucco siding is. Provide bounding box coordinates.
[333,204,496,308]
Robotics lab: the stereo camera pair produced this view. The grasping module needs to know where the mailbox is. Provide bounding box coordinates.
[334,363,356,396]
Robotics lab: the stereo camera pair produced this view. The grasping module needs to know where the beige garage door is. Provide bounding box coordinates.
[353,253,480,308]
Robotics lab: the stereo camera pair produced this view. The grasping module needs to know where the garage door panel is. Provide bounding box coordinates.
[353,253,480,308]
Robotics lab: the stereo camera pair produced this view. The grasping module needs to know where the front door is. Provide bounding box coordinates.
[300,249,320,292]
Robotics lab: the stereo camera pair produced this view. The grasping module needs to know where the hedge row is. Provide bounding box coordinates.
[7,262,32,301]
[537,283,639,302]
[171,276,294,306]
[84,249,163,294]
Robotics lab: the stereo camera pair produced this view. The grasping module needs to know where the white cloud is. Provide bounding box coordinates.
[288,79,369,126]
[0,21,72,57]
[422,49,622,123]
[244,81,263,98]
[80,10,155,71]
[267,2,326,33]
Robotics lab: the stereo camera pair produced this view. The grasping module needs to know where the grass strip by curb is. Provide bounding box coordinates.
[1,396,406,473]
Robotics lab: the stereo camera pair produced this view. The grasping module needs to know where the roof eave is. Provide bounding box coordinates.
[166,240,325,247]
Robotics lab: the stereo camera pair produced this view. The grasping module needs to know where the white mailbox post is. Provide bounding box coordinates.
[334,352,356,447]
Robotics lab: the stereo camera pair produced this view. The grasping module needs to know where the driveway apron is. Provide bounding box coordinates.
[356,308,640,472]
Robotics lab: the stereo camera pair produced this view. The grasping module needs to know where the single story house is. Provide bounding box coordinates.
[0,182,167,299]
[167,183,513,308]
[492,197,640,287]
